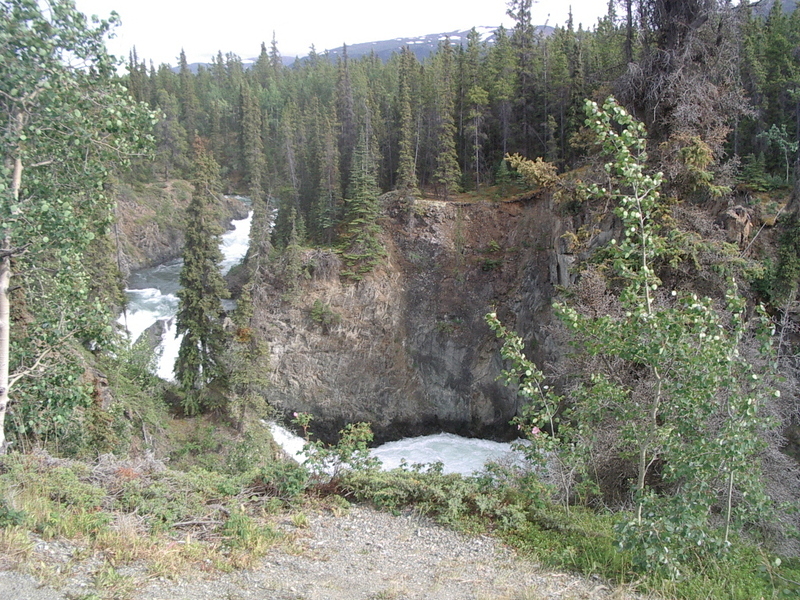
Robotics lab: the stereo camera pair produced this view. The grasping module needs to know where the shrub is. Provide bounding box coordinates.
[488,97,778,577]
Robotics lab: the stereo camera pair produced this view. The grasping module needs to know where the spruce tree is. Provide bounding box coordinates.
[178,49,200,135]
[433,37,461,199]
[269,32,283,81]
[254,41,273,89]
[154,89,189,179]
[175,137,230,413]
[396,46,420,194]
[339,131,384,279]
[508,0,537,156]
[464,28,489,190]
[311,108,341,244]
[239,80,264,201]
[337,46,357,199]
[487,25,516,160]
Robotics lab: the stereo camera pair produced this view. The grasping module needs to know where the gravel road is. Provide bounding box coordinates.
[0,505,643,600]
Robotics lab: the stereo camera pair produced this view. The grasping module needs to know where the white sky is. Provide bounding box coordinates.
[73,0,612,66]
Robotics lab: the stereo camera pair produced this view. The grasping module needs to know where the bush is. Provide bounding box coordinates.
[488,98,778,577]
[247,460,309,504]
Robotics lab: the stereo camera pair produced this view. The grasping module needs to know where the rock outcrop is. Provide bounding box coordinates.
[253,192,580,443]
[114,181,248,277]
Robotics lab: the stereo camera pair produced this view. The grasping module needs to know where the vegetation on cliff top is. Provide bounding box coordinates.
[5,0,800,598]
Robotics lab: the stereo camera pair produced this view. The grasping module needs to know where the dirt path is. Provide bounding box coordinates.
[0,505,643,600]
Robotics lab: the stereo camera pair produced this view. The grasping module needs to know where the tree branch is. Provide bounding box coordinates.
[7,329,78,391]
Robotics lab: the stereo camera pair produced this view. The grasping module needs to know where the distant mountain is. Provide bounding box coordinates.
[750,0,799,16]
[319,25,554,63]
[179,25,555,74]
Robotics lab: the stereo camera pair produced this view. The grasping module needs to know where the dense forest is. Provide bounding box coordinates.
[122,1,800,245]
[7,0,800,597]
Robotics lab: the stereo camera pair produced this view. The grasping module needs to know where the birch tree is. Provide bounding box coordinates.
[0,0,153,452]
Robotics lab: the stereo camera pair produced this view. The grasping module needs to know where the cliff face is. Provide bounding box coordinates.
[114,181,248,277]
[253,192,580,443]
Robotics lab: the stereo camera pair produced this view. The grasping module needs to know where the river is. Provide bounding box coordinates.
[120,208,521,476]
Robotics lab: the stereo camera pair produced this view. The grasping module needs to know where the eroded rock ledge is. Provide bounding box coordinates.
[253,192,581,444]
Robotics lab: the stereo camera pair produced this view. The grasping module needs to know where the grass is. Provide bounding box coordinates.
[337,464,800,599]
[2,431,799,599]
[0,450,292,588]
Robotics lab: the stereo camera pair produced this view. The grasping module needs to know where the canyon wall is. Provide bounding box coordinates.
[253,192,583,443]
[115,181,248,277]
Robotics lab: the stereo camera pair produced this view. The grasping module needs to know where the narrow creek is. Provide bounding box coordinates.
[120,207,521,475]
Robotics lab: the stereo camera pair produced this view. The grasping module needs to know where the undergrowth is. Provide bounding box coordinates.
[2,422,800,599]
[0,449,308,582]
[337,463,800,599]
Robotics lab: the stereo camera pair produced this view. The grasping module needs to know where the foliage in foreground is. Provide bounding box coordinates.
[338,463,800,600]
[0,450,300,580]
[489,98,781,578]
[1,417,800,599]
[0,0,156,453]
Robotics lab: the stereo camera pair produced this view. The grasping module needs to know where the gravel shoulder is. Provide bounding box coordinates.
[0,504,643,600]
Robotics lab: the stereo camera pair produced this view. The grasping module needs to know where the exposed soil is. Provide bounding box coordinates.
[0,505,645,600]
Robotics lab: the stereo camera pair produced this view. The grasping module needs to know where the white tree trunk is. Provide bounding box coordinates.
[0,245,10,454]
[0,109,24,454]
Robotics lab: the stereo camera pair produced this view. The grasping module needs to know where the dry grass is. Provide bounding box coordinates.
[0,526,34,569]
[0,449,291,585]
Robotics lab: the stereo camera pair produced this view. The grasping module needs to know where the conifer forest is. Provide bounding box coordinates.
[7,0,800,597]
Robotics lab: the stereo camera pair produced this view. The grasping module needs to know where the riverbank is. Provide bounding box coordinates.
[0,504,642,600]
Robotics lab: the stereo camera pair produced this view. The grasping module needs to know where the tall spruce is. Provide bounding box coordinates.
[396,46,420,194]
[175,137,230,412]
[178,49,200,136]
[154,89,189,179]
[340,130,384,279]
[311,106,341,244]
[508,0,537,156]
[239,80,265,201]
[464,28,489,190]
[487,25,516,160]
[337,46,357,199]
[433,37,461,198]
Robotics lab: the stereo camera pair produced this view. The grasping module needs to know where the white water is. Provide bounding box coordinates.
[370,432,522,475]
[120,211,253,380]
[122,208,521,474]
[268,422,523,476]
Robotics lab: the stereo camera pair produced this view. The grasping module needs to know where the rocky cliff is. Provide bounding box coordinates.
[114,180,248,277]
[252,192,584,443]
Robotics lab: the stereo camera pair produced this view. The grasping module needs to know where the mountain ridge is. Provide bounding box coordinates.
[182,24,555,72]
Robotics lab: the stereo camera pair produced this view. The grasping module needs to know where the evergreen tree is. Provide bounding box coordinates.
[508,0,537,156]
[396,46,420,194]
[154,89,189,179]
[339,131,384,279]
[269,32,283,81]
[245,193,274,283]
[311,107,341,244]
[337,46,357,199]
[126,47,150,103]
[175,137,230,412]
[587,1,626,86]
[464,28,489,189]
[253,41,273,89]
[223,293,270,431]
[433,37,461,198]
[487,25,517,161]
[239,80,265,201]
[178,49,200,135]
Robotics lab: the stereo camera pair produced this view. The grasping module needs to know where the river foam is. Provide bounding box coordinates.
[120,210,254,380]
[123,207,524,473]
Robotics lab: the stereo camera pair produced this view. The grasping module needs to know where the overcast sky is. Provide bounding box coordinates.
[72,0,612,66]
